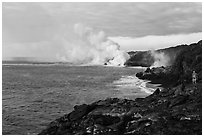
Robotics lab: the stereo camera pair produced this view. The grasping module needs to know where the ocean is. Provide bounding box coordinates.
[2,63,155,135]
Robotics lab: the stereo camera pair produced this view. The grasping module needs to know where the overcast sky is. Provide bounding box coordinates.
[2,2,202,60]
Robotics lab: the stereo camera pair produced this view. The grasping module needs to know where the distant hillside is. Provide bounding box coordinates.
[125,41,201,67]
[125,51,154,67]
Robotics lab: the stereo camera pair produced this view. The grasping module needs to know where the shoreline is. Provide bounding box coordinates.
[134,77,155,94]
[145,82,163,91]
[39,82,202,135]
[113,75,161,98]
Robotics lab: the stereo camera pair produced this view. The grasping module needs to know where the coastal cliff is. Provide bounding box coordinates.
[136,40,202,87]
[125,40,201,67]
[39,40,202,135]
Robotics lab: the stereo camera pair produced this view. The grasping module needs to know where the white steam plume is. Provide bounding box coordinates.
[57,24,130,66]
[151,51,170,67]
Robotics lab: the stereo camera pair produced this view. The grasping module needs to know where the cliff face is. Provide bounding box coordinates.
[125,41,200,67]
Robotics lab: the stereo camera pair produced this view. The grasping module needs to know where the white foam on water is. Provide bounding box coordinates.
[113,75,155,95]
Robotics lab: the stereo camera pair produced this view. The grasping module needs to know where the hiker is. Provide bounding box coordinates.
[192,71,197,84]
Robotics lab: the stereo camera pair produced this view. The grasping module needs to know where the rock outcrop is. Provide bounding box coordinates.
[136,66,175,87]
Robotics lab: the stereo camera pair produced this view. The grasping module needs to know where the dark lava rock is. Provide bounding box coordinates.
[69,104,90,121]
[168,95,189,108]
[39,83,202,135]
[135,66,176,88]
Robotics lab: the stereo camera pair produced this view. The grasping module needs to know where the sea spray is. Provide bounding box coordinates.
[151,51,170,67]
[56,23,130,66]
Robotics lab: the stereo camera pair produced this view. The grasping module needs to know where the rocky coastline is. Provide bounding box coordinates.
[39,40,202,135]
[39,83,201,135]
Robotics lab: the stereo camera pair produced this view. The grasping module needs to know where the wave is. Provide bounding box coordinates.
[113,75,156,95]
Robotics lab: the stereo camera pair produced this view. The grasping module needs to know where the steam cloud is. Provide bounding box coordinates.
[57,24,130,66]
[151,51,170,67]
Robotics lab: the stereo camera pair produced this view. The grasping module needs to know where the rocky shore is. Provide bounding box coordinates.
[39,82,201,135]
[39,40,202,135]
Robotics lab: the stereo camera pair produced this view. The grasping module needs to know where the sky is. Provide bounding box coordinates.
[2,2,202,60]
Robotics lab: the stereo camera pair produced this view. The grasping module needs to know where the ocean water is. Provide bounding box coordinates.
[2,64,153,135]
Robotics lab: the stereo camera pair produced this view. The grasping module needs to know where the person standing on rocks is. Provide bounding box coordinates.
[192,71,197,84]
